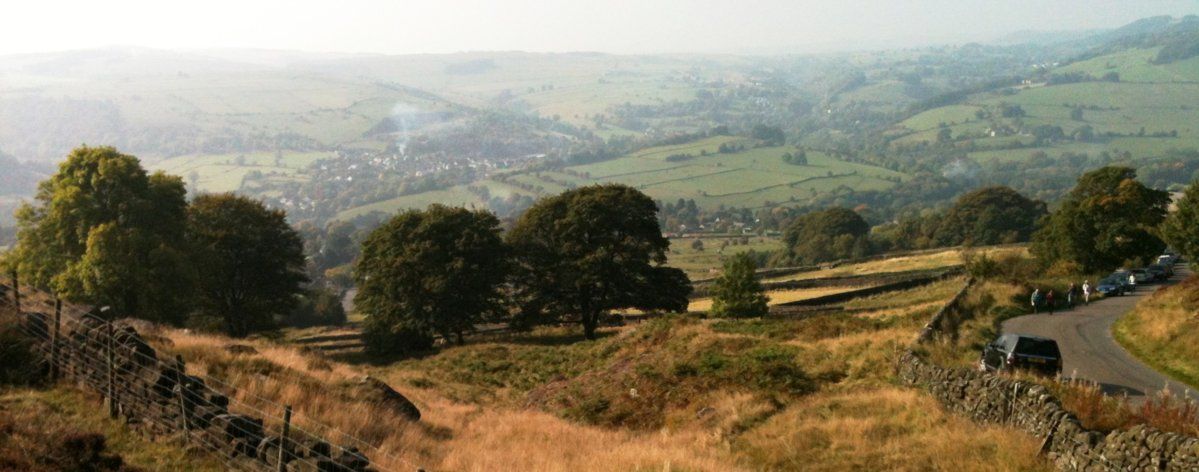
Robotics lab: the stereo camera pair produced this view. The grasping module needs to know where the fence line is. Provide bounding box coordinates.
[3,276,420,472]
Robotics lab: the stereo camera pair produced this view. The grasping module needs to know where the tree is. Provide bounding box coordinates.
[778,207,873,265]
[188,194,307,337]
[284,287,348,328]
[355,205,508,352]
[9,146,194,323]
[710,253,768,318]
[1162,179,1199,263]
[933,186,1046,247]
[691,239,704,252]
[1031,167,1169,272]
[507,185,691,340]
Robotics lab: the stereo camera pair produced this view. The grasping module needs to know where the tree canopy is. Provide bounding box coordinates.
[355,205,508,353]
[933,186,1046,247]
[1031,166,1169,272]
[507,184,691,339]
[9,146,194,322]
[187,193,308,337]
[710,253,768,318]
[778,207,872,265]
[1162,178,1199,263]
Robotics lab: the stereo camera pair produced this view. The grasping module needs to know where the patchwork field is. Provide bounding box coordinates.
[334,136,908,221]
[890,47,1199,166]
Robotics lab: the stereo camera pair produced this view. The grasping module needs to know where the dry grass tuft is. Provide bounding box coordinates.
[735,387,1052,471]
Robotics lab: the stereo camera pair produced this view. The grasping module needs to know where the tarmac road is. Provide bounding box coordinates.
[1002,266,1196,402]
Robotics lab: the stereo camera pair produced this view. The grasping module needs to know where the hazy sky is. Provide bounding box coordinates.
[3,0,1197,56]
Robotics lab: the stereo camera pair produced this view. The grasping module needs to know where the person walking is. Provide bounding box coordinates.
[1067,283,1076,309]
[1129,273,1137,292]
[1082,280,1091,305]
[1031,288,1042,314]
[1046,289,1056,315]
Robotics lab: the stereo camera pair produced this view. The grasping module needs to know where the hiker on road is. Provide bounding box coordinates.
[1082,280,1092,305]
[1031,288,1042,314]
[1046,290,1056,315]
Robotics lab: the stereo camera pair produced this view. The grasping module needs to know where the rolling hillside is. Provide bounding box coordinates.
[333,136,907,221]
[890,44,1199,170]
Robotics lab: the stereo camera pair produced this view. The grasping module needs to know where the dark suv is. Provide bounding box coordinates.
[979,334,1062,376]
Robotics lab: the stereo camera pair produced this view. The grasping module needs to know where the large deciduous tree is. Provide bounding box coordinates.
[778,207,872,265]
[710,253,768,318]
[188,193,307,337]
[9,146,194,322]
[1031,167,1169,272]
[933,186,1047,247]
[355,205,508,353]
[507,184,691,340]
[1162,179,1199,263]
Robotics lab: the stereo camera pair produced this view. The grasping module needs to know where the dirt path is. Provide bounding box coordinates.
[1002,265,1196,402]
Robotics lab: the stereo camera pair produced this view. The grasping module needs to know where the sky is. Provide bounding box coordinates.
[2,0,1197,56]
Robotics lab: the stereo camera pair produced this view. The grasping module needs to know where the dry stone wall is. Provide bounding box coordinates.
[14,304,379,472]
[902,283,1199,471]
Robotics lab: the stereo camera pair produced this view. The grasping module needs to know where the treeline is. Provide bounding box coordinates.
[2,146,340,337]
[355,184,692,352]
[767,186,1045,266]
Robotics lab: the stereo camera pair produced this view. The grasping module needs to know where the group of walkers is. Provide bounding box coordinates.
[1030,281,1093,315]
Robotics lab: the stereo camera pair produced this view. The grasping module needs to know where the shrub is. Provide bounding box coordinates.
[0,311,41,386]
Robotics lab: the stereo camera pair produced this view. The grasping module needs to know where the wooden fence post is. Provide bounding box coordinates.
[50,299,61,381]
[106,322,116,418]
[175,355,190,441]
[277,405,292,472]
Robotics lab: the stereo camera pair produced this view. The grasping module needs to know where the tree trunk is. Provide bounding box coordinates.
[582,312,598,340]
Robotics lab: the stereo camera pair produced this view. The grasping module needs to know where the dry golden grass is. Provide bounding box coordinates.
[688,286,860,312]
[735,387,1052,471]
[158,327,750,471]
[763,246,1026,283]
[131,275,1052,472]
[0,387,226,471]
[1114,276,1199,389]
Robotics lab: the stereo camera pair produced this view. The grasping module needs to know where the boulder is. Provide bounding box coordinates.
[355,376,420,422]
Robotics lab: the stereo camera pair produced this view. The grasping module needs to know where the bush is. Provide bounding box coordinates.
[283,288,347,328]
[0,311,42,386]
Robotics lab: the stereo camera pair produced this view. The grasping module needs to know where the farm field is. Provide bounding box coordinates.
[150,151,330,193]
[666,234,782,280]
[686,285,863,312]
[890,47,1199,166]
[332,136,908,222]
[760,245,1026,284]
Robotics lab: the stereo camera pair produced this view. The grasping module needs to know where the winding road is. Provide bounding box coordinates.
[1002,265,1196,402]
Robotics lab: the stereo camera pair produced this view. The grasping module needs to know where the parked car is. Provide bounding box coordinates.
[1146,264,1169,281]
[979,334,1063,376]
[1131,268,1153,284]
[1158,254,1179,266]
[1112,270,1135,292]
[1096,277,1125,296]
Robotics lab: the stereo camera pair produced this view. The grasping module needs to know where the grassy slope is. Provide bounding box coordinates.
[0,387,226,471]
[335,136,909,221]
[1113,275,1199,389]
[666,235,783,280]
[893,47,1199,164]
[258,277,1048,470]
[113,274,1055,471]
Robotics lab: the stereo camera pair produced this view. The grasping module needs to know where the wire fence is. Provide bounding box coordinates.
[2,274,424,472]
